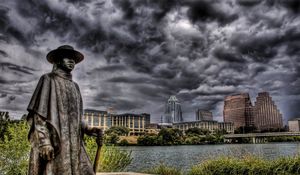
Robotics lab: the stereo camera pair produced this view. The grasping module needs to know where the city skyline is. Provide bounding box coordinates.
[0,1,299,123]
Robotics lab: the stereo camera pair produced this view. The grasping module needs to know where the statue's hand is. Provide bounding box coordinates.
[39,145,54,161]
[85,127,103,137]
[91,127,103,137]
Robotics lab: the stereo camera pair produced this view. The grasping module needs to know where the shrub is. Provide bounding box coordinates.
[84,135,97,162]
[184,135,203,145]
[98,145,133,172]
[188,155,300,175]
[144,163,182,175]
[118,139,129,146]
[104,133,120,145]
[85,137,133,172]
[137,135,157,146]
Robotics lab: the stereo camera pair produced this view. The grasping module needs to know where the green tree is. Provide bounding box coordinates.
[184,135,204,145]
[158,128,183,145]
[103,126,130,145]
[104,133,120,145]
[214,129,228,135]
[185,128,209,136]
[137,135,157,146]
[0,121,30,175]
[105,126,130,136]
[118,139,129,146]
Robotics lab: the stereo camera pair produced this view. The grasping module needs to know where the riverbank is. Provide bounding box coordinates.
[140,155,300,175]
[120,143,300,172]
[97,155,300,175]
[118,135,300,146]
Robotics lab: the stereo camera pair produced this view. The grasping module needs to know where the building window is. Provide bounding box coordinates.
[88,115,92,126]
[134,117,139,128]
[93,115,99,126]
[101,115,104,126]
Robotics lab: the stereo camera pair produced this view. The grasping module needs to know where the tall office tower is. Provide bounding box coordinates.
[254,92,283,131]
[223,93,254,129]
[195,109,213,121]
[164,95,183,123]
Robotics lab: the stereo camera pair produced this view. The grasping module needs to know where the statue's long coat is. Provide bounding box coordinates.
[27,72,94,175]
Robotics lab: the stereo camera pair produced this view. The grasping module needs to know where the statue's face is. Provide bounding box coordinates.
[59,58,75,72]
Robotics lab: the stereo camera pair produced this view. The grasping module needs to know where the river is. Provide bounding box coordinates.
[120,143,300,172]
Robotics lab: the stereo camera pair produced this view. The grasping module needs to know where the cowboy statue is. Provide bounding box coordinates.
[27,45,102,175]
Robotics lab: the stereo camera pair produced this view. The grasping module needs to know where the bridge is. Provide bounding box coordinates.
[223,132,300,143]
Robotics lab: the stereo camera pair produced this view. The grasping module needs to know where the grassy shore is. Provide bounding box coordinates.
[145,155,300,175]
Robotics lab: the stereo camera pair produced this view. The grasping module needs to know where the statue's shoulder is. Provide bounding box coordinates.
[39,72,56,81]
[73,81,80,90]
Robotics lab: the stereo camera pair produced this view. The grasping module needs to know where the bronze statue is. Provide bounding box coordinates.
[27,45,102,175]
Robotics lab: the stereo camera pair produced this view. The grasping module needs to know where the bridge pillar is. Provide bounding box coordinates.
[224,138,232,143]
[253,137,266,143]
[251,137,256,144]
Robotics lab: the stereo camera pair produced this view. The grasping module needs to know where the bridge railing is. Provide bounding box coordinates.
[224,132,300,138]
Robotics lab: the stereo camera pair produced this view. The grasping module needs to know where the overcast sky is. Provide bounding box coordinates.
[0,0,299,123]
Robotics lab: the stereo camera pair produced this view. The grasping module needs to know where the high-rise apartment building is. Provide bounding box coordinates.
[254,92,283,131]
[223,92,283,131]
[223,93,253,129]
[195,109,213,121]
[164,95,183,123]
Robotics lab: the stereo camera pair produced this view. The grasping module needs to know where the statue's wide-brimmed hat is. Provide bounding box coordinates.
[46,45,84,64]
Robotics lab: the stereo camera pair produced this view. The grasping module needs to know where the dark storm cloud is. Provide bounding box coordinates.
[8,96,16,103]
[87,64,128,74]
[276,0,300,14]
[0,50,8,57]
[213,47,244,63]
[236,0,262,6]
[229,32,280,62]
[0,5,25,43]
[113,0,178,21]
[250,65,267,78]
[93,92,145,111]
[113,0,135,19]
[0,93,7,98]
[186,0,238,24]
[107,76,150,84]
[0,62,35,75]
[0,0,300,122]
[134,85,170,101]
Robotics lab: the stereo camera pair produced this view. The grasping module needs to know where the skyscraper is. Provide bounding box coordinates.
[164,95,183,123]
[223,93,253,129]
[254,92,283,131]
